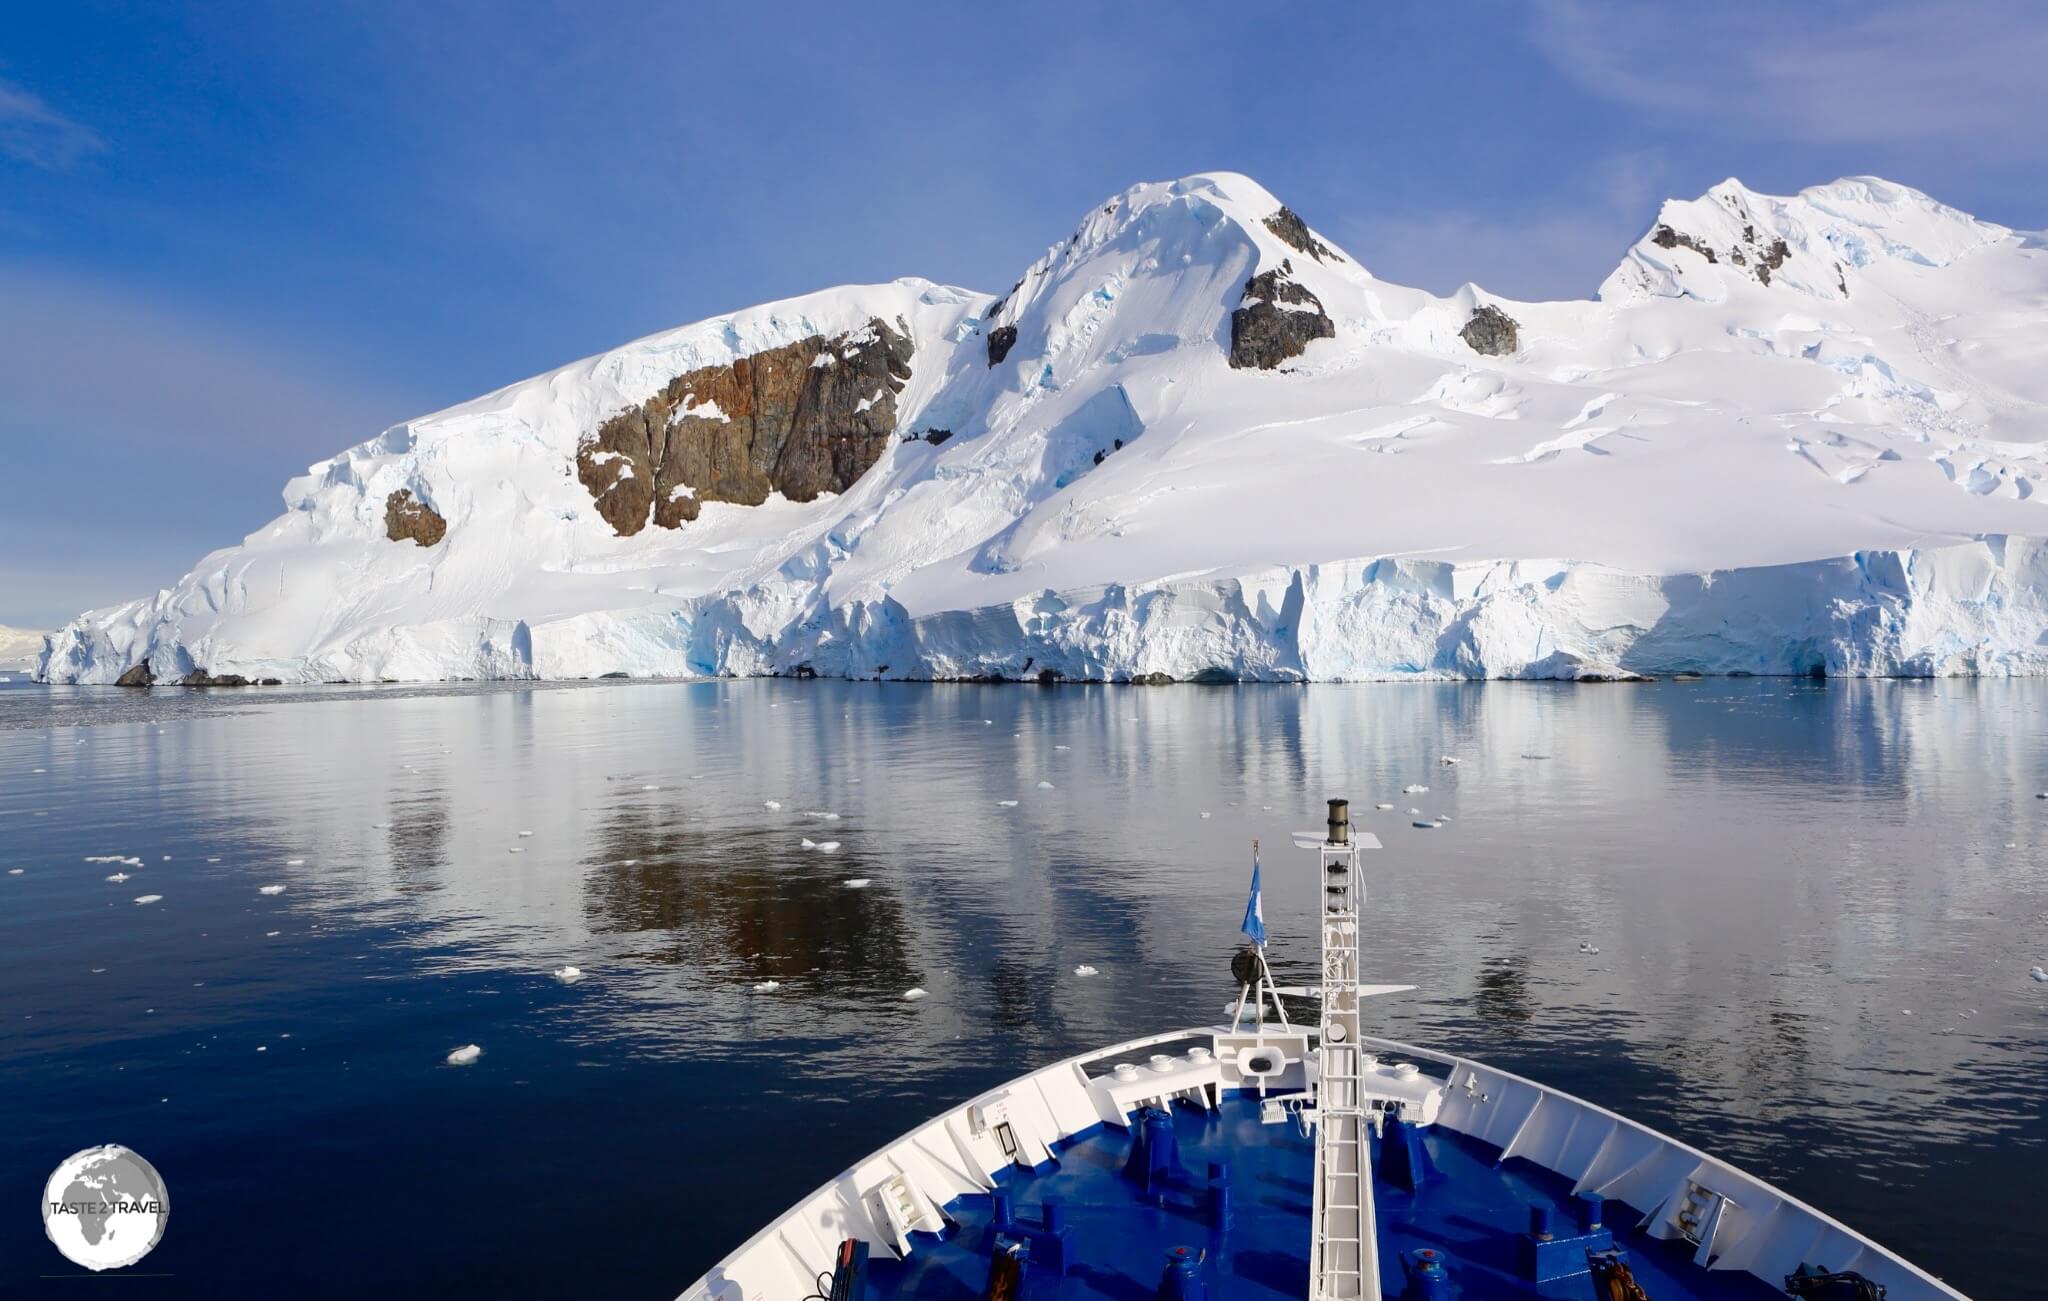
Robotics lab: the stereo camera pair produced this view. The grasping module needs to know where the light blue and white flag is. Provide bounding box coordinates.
[1240,848,1267,946]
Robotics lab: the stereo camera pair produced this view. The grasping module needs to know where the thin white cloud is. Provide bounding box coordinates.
[0,78,104,169]
[1530,0,2048,147]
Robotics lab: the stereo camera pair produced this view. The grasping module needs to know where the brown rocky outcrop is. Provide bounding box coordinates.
[385,489,447,546]
[1263,206,1339,263]
[986,324,1018,367]
[1228,260,1335,369]
[181,670,252,687]
[577,318,914,537]
[1460,304,1520,356]
[1652,223,1802,289]
[115,663,154,687]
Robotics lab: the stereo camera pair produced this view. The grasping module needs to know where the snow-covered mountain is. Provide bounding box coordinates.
[39,172,2048,684]
[0,625,44,672]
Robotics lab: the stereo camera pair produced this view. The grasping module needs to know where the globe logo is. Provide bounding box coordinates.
[42,1145,169,1271]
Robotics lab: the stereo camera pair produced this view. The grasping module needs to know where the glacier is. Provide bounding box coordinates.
[38,172,2048,684]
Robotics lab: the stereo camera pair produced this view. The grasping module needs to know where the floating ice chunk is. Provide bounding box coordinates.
[106,872,130,882]
[258,884,286,895]
[2031,966,2047,982]
[802,810,841,820]
[1440,756,1460,766]
[1261,805,1273,811]
[552,965,584,984]
[507,847,523,853]
[31,767,44,773]
[1408,807,1423,816]
[763,800,782,810]
[842,878,871,888]
[983,720,993,725]
[753,980,781,993]
[814,841,840,853]
[1073,964,1099,977]
[8,868,23,876]
[997,799,1019,807]
[518,830,533,838]
[620,858,639,867]
[134,894,163,905]
[266,930,280,937]
[1054,744,1071,751]
[1578,942,1600,955]
[207,857,221,863]
[1412,820,1440,830]
[1375,803,1393,810]
[1037,781,1055,789]
[446,1044,482,1065]
[285,858,305,866]
[641,784,658,791]
[1403,784,1429,794]
[902,987,928,1001]
[1901,1009,1913,1016]
[257,1045,267,1052]
[1200,811,1212,819]
[800,838,816,849]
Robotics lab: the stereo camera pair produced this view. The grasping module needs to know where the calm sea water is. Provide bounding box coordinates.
[0,677,2042,1297]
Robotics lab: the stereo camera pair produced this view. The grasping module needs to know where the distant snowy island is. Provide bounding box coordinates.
[0,625,47,674]
[38,172,2048,685]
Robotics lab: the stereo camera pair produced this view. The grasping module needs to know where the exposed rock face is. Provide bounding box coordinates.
[115,663,154,687]
[1654,222,1801,289]
[987,324,1018,367]
[1460,304,1520,356]
[181,670,251,687]
[577,318,914,537]
[385,489,447,546]
[1651,223,1717,263]
[1229,260,1335,369]
[1263,207,1338,263]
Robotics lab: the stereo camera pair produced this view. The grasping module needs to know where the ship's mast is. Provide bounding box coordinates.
[1310,798,1380,1301]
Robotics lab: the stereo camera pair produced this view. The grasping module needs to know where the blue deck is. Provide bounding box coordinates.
[866,1093,1785,1300]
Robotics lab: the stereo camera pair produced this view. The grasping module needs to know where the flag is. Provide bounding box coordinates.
[1240,848,1266,946]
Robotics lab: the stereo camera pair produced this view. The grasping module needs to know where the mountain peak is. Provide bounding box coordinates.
[1601,174,2008,305]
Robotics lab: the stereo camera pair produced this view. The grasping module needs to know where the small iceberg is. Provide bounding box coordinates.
[1200,811,1212,819]
[105,872,130,882]
[753,980,781,993]
[1037,781,1055,789]
[1073,964,1099,977]
[1412,820,1440,830]
[902,987,928,1001]
[2031,966,2047,982]
[1403,784,1429,794]
[802,810,840,820]
[1375,803,1393,810]
[507,846,523,853]
[799,839,841,852]
[134,894,163,905]
[997,799,1019,807]
[842,878,871,888]
[553,965,584,984]
[446,1044,482,1066]
[1578,942,1601,955]
[1440,756,1460,765]
[285,858,305,866]
[8,868,23,876]
[764,800,782,811]
[1054,744,1071,751]
[518,830,534,838]
[258,884,286,896]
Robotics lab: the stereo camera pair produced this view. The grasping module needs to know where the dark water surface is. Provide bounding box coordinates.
[0,678,2042,1297]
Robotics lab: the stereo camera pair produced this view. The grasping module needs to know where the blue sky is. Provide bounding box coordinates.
[4,0,2045,629]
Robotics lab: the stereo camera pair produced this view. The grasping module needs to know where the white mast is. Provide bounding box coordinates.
[1308,799,1381,1301]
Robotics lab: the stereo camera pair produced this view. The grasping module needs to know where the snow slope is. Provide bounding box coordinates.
[39,173,2048,683]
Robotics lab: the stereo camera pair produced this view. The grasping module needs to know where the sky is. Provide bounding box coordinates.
[4,0,2046,630]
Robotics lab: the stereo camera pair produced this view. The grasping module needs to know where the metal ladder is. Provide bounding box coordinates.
[1310,800,1380,1301]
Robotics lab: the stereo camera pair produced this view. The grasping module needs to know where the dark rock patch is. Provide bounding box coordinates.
[1263,207,1339,263]
[987,324,1018,367]
[920,428,953,447]
[1128,672,1175,685]
[1650,224,1717,263]
[1755,238,1791,286]
[115,663,154,688]
[1460,304,1520,357]
[181,670,251,687]
[1229,261,1335,370]
[385,489,447,547]
[577,318,913,537]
